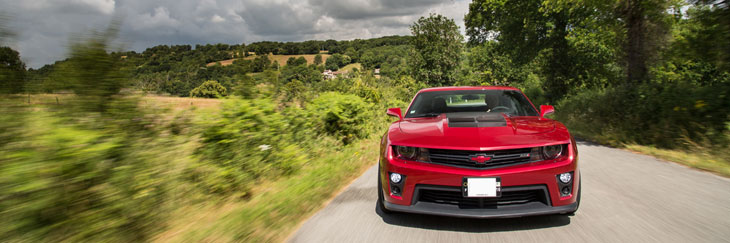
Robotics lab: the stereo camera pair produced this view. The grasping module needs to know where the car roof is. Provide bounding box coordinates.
[417,86,521,94]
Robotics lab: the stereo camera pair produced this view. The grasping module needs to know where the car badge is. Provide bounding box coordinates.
[470,153,492,164]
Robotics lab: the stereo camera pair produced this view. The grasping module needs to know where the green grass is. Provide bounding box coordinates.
[625,144,730,178]
[153,137,379,242]
[339,63,362,72]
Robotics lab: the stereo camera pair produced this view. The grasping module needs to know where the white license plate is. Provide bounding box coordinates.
[463,177,501,198]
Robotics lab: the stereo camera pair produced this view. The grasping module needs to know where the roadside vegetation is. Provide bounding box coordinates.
[1,0,729,242]
[0,20,413,241]
[462,0,730,176]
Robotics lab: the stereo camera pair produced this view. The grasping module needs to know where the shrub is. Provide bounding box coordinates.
[281,79,308,102]
[305,92,374,144]
[231,75,255,98]
[0,110,171,242]
[191,99,307,197]
[557,81,730,148]
[190,80,227,98]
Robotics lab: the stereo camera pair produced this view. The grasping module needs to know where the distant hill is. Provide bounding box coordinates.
[26,35,412,97]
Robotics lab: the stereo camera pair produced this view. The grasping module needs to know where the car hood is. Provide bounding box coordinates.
[389,113,569,150]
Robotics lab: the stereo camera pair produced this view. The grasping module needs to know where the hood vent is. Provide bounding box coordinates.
[447,113,507,128]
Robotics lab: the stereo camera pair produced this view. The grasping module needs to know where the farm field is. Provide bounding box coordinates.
[207,53,331,67]
[141,95,222,111]
[3,94,222,112]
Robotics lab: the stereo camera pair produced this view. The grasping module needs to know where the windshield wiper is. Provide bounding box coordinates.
[410,112,440,118]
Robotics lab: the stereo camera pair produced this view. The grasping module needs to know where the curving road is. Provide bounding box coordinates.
[289,141,730,242]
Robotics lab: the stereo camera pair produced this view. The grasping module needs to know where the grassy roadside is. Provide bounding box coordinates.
[624,145,730,178]
[570,129,730,178]
[153,137,380,242]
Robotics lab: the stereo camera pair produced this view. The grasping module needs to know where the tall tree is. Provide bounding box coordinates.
[688,0,730,72]
[0,46,26,94]
[409,14,463,86]
[313,54,323,65]
[252,54,270,72]
[619,0,674,83]
[465,0,580,99]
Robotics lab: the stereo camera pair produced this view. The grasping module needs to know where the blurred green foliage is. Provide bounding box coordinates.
[305,92,374,144]
[556,81,730,148]
[189,80,227,98]
[0,26,175,241]
[191,99,307,197]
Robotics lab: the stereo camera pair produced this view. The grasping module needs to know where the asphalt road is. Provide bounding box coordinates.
[289,141,730,242]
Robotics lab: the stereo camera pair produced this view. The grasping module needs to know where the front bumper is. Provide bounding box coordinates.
[380,145,579,218]
[383,185,578,218]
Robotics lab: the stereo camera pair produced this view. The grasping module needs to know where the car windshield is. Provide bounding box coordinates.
[405,89,538,118]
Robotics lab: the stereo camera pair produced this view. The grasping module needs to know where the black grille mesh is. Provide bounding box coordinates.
[427,147,532,169]
[418,187,547,209]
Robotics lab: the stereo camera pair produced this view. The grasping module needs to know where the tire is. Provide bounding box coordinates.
[377,164,392,214]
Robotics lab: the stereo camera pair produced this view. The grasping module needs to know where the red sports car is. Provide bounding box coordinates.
[378,86,580,218]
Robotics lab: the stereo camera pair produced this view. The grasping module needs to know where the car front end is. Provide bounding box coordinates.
[378,86,580,218]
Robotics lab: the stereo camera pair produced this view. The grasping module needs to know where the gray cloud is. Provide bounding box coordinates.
[0,0,469,68]
[308,0,444,20]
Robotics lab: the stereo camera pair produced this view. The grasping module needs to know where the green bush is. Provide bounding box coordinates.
[305,92,374,144]
[0,110,171,242]
[191,99,307,197]
[557,81,730,148]
[0,28,182,241]
[190,80,227,98]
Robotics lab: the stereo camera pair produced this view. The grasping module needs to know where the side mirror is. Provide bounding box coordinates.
[539,105,555,119]
[387,108,403,121]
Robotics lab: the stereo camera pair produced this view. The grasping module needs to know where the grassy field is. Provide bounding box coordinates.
[7,94,222,111]
[207,53,332,67]
[141,95,222,111]
[339,63,362,72]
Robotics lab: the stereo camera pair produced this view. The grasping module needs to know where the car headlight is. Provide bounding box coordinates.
[530,144,568,162]
[393,146,429,161]
[543,145,563,160]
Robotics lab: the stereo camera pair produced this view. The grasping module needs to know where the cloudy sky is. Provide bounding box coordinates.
[0,0,470,68]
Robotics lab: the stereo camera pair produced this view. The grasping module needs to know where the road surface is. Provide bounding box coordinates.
[289,141,730,242]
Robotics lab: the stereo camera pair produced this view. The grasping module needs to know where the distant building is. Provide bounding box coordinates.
[323,69,336,79]
[323,69,347,79]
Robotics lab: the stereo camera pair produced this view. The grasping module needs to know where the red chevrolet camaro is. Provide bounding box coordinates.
[378,86,580,218]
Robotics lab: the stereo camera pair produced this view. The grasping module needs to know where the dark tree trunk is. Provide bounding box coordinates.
[544,14,571,101]
[625,0,648,84]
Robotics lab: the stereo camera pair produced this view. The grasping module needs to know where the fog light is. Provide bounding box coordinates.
[561,186,571,196]
[391,186,400,195]
[390,173,402,184]
[559,172,572,184]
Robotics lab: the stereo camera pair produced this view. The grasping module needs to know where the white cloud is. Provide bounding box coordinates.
[130,6,180,30]
[211,14,225,23]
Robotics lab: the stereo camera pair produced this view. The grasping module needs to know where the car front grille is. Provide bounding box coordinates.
[417,185,549,209]
[427,147,532,169]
